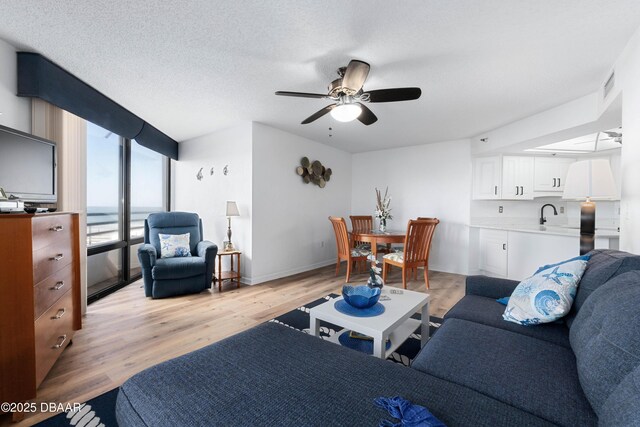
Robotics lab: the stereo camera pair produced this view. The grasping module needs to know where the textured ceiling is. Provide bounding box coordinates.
[1,1,639,152]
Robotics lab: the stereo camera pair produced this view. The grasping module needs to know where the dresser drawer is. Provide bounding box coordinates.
[34,264,74,320]
[33,237,73,284]
[34,289,74,387]
[32,215,73,252]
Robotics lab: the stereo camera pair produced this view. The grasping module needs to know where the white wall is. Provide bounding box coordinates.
[0,38,30,132]
[609,25,640,254]
[173,122,253,279]
[251,123,352,284]
[351,139,471,275]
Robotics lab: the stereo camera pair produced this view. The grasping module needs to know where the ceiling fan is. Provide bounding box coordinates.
[275,59,421,126]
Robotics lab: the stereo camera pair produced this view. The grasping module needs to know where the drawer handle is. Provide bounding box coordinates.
[49,225,65,232]
[52,334,67,349]
[52,308,66,319]
[50,254,64,261]
[50,281,65,291]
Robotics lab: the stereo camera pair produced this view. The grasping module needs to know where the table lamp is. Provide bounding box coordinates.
[224,201,240,251]
[562,159,617,255]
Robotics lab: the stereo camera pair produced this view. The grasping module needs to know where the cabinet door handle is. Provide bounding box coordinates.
[50,281,65,291]
[557,178,561,187]
[553,178,557,187]
[494,185,497,195]
[52,308,66,319]
[49,225,64,232]
[520,186,524,195]
[52,335,67,349]
[515,186,519,196]
[503,243,506,250]
[50,254,64,261]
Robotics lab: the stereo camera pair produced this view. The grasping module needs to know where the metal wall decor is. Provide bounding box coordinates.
[296,156,332,188]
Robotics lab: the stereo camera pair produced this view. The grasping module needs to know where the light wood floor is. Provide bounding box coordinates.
[3,265,465,426]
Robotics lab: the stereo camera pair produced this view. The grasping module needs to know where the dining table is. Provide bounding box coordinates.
[351,229,406,258]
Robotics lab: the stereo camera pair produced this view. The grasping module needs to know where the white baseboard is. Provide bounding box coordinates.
[242,259,336,285]
[239,260,469,286]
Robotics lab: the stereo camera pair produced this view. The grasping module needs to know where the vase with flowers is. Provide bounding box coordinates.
[375,187,393,232]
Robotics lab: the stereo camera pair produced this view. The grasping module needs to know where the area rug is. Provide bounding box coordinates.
[33,388,118,427]
[269,293,442,366]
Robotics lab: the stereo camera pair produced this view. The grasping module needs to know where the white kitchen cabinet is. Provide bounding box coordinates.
[501,156,534,199]
[478,229,508,277]
[533,157,575,192]
[472,156,502,200]
[473,227,619,280]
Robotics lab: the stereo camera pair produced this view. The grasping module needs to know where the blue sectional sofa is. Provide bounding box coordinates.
[116,250,640,426]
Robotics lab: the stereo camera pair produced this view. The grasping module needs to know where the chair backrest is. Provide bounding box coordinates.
[350,216,373,233]
[329,216,351,260]
[403,218,440,265]
[144,212,203,255]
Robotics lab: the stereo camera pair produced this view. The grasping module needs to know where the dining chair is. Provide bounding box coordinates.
[350,215,392,255]
[329,216,370,283]
[382,218,439,289]
[409,217,438,278]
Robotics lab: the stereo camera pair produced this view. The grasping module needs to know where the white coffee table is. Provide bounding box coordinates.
[309,287,430,359]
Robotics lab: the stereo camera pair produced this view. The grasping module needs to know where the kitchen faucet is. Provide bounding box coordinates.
[540,203,558,225]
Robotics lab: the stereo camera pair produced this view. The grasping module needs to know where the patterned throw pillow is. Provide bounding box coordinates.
[159,233,192,258]
[503,255,590,325]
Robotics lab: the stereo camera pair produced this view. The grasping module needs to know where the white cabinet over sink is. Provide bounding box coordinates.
[533,157,575,193]
[472,156,501,200]
[502,156,534,200]
[472,155,577,200]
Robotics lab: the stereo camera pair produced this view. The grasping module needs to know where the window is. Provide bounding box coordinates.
[86,126,170,302]
[130,140,168,239]
[86,123,123,247]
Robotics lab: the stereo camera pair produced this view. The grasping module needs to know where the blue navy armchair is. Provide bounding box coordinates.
[138,212,218,299]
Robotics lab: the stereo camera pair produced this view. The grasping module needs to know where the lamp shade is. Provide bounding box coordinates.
[226,201,240,217]
[562,159,617,200]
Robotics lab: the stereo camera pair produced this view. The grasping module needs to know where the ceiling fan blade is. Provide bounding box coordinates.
[602,131,622,138]
[301,104,336,124]
[275,91,327,99]
[357,103,378,126]
[365,87,422,103]
[342,60,370,93]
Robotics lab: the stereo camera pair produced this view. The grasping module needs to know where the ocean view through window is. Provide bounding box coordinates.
[86,122,170,300]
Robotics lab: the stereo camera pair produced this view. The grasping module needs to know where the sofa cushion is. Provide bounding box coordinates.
[152,256,206,280]
[599,365,640,427]
[569,270,640,416]
[444,295,570,348]
[566,250,640,327]
[117,322,556,427]
[412,318,596,427]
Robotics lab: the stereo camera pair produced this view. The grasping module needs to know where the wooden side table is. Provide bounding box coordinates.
[216,250,241,291]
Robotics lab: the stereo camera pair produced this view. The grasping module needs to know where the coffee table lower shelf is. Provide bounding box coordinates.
[326,317,421,359]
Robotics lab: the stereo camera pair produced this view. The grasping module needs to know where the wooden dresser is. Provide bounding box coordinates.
[0,212,81,405]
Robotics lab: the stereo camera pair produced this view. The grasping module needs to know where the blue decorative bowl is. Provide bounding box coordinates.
[342,285,381,309]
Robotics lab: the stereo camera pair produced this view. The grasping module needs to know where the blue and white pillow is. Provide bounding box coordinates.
[159,233,192,258]
[503,255,590,325]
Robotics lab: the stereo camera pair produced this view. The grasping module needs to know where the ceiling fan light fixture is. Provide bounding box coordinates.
[330,102,362,122]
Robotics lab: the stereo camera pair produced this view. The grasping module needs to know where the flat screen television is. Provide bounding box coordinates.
[0,124,57,203]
